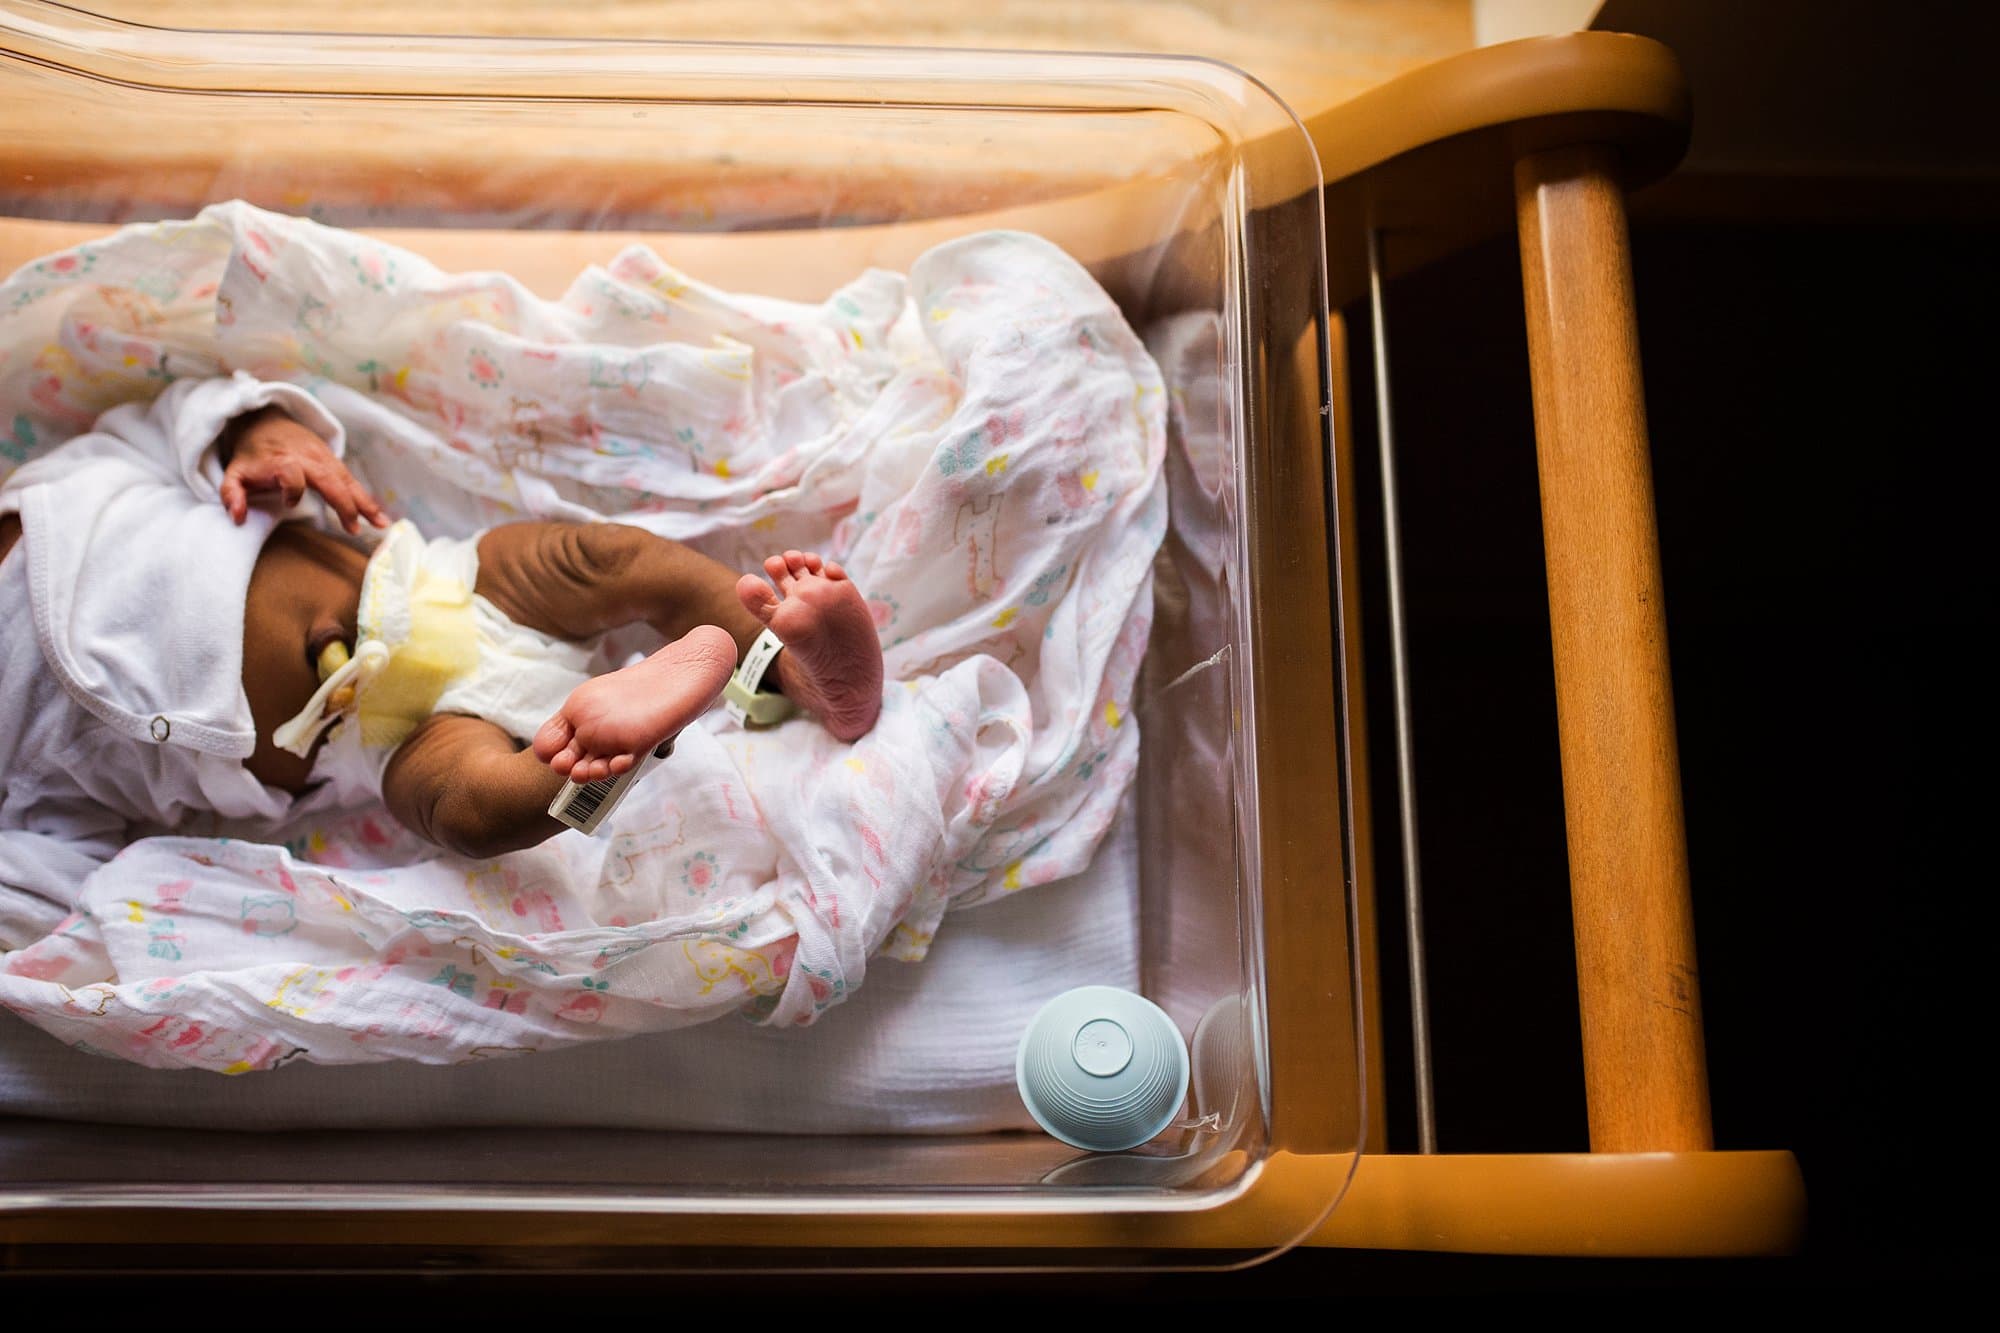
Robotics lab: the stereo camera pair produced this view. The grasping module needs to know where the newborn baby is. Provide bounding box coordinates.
[0,373,884,864]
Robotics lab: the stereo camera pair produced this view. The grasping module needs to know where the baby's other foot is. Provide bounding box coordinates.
[533,624,736,784]
[734,550,884,742]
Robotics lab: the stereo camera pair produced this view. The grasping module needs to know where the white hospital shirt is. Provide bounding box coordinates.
[0,373,350,944]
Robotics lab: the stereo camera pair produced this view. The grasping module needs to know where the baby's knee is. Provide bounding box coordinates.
[484,519,641,585]
[476,520,652,639]
[557,520,650,583]
[428,790,519,861]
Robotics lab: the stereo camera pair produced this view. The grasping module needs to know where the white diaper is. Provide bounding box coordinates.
[279,520,596,799]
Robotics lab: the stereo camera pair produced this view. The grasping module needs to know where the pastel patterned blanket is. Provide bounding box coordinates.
[0,203,1165,1071]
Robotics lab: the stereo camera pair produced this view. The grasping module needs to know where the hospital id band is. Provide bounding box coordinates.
[723,627,794,727]
[548,737,675,836]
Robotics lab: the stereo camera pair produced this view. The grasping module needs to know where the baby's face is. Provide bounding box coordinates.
[240,523,370,792]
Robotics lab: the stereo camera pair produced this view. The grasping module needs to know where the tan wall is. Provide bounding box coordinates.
[1473,0,1600,47]
[66,1,1476,122]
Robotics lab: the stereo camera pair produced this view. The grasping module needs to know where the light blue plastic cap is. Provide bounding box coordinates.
[1016,985,1191,1153]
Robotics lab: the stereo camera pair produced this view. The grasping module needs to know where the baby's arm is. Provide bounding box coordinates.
[380,714,565,858]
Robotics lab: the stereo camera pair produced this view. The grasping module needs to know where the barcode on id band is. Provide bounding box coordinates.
[562,779,616,821]
[547,736,676,834]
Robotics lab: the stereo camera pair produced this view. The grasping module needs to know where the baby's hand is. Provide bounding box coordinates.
[218,405,390,534]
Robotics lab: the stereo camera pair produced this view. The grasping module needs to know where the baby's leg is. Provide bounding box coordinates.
[473,521,763,651]
[474,523,749,781]
[381,714,569,857]
[383,653,733,855]
[475,523,884,777]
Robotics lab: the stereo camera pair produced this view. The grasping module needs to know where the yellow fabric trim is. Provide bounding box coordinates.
[356,566,479,749]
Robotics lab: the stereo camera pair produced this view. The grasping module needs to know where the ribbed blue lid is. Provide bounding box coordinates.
[1015,985,1190,1153]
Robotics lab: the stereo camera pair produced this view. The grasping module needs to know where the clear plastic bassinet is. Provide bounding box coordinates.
[0,3,1363,1268]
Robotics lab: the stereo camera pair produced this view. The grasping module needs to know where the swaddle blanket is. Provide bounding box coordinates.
[0,203,1166,1072]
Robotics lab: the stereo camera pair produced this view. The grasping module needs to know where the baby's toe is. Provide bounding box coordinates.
[737,573,780,622]
[532,713,573,762]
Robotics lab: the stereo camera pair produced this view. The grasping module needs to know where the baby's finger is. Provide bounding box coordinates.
[226,455,288,507]
[307,452,388,531]
[332,492,364,535]
[219,471,249,524]
[279,460,307,510]
[311,467,364,533]
[325,462,377,524]
[351,480,391,528]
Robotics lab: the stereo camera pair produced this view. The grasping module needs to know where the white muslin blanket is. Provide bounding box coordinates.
[0,203,1166,1072]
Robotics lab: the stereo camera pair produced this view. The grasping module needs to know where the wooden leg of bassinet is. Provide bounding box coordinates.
[1514,145,1713,1154]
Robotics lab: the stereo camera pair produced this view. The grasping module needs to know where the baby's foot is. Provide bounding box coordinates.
[735,550,884,742]
[533,625,736,784]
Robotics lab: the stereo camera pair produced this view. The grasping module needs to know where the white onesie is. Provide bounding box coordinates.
[0,372,357,946]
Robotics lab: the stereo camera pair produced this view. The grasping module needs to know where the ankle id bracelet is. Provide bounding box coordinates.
[723,628,795,727]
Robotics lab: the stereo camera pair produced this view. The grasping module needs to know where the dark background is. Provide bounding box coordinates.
[1328,1,1995,1293]
[1338,214,1987,1293]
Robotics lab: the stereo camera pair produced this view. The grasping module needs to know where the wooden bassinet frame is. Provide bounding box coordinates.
[0,20,1804,1262]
